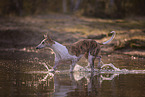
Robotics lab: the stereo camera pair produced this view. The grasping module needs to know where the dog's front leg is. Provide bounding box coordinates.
[52,61,59,70]
[51,54,60,71]
[49,61,59,72]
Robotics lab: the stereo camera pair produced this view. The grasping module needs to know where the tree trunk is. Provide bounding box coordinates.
[63,0,67,13]
[13,0,23,16]
[73,0,82,11]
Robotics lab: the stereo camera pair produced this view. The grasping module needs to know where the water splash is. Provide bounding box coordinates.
[36,61,145,74]
[101,62,121,71]
[73,62,145,74]
[41,62,49,71]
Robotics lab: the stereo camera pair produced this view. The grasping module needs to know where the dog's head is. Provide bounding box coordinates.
[36,34,55,49]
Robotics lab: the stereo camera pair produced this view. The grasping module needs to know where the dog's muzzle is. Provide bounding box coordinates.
[36,45,41,49]
[36,45,44,49]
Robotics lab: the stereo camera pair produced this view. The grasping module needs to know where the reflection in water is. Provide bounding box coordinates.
[22,63,145,97]
[0,66,145,97]
[23,71,110,97]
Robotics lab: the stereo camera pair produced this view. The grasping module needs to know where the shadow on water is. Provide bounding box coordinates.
[0,48,145,97]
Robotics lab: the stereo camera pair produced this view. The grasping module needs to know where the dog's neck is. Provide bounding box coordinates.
[51,41,68,54]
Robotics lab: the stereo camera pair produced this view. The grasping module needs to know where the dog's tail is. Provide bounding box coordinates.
[100,31,116,45]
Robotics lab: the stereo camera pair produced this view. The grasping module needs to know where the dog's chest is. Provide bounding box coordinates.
[51,42,77,61]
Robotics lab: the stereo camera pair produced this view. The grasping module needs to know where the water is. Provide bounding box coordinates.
[0,47,145,97]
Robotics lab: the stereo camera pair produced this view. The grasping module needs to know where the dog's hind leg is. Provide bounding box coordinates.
[88,53,95,72]
[96,56,102,69]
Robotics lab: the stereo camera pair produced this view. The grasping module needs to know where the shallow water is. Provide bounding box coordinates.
[0,47,145,97]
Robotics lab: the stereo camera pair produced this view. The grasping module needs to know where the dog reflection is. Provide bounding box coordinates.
[53,72,118,96]
[70,72,101,96]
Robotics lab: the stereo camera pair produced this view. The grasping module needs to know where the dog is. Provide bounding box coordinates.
[36,31,115,72]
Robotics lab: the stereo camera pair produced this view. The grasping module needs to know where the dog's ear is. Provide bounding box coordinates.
[44,34,48,39]
[44,34,52,40]
[47,35,52,40]
[44,33,54,44]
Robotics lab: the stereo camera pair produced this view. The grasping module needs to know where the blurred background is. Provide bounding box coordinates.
[0,0,145,18]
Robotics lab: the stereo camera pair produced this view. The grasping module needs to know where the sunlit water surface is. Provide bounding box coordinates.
[0,48,145,97]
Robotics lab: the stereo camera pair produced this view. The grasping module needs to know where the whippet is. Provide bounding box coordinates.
[36,31,115,72]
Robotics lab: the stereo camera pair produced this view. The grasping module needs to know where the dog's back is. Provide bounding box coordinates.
[66,39,101,57]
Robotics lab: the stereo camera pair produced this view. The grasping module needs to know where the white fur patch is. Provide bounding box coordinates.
[51,41,77,61]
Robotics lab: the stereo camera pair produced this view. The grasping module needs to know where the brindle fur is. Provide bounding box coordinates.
[66,39,101,58]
